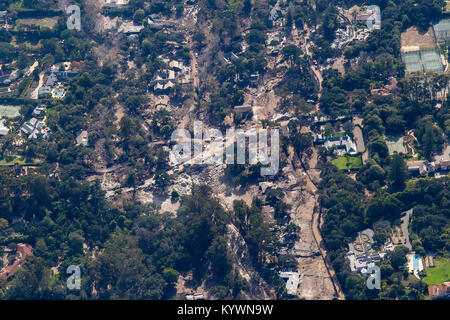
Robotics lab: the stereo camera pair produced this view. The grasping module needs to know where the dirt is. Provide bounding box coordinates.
[87,3,345,300]
[113,102,125,126]
[332,56,346,74]
[246,84,282,122]
[30,72,44,99]
[401,26,436,49]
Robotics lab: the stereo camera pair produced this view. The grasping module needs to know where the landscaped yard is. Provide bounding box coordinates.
[0,156,41,166]
[423,257,450,285]
[332,155,362,170]
[332,131,346,138]
[16,17,59,30]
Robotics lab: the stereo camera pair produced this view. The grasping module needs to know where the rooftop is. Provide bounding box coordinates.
[279,271,300,295]
[428,282,450,298]
[76,130,89,146]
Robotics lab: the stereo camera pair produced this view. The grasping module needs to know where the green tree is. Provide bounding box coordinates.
[133,9,145,24]
[389,154,407,192]
[162,268,180,285]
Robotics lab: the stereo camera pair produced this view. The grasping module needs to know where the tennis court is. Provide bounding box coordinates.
[0,105,20,118]
[421,49,444,72]
[401,48,444,73]
[432,18,450,43]
[385,135,407,155]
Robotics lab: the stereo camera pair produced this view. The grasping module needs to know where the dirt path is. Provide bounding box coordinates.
[304,31,323,111]
[179,34,199,130]
[291,27,323,110]
[288,27,343,298]
[30,72,44,99]
[299,150,346,300]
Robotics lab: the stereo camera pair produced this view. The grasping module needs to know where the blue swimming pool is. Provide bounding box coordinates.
[55,89,64,98]
[413,255,420,269]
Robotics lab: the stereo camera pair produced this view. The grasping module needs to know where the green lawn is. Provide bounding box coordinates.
[16,17,59,29]
[423,257,450,285]
[332,155,362,170]
[0,156,41,166]
[332,131,346,138]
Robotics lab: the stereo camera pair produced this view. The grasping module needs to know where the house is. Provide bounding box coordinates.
[70,61,84,70]
[261,205,276,226]
[45,72,59,87]
[102,1,130,13]
[279,271,300,295]
[119,25,144,35]
[50,70,78,80]
[38,70,78,98]
[267,7,283,27]
[168,70,176,81]
[43,70,78,88]
[223,52,239,64]
[347,251,386,274]
[154,82,165,93]
[0,72,9,85]
[434,146,450,171]
[0,243,33,280]
[30,125,50,140]
[269,8,282,21]
[0,69,23,86]
[322,135,358,155]
[154,81,175,94]
[147,15,179,30]
[356,13,374,23]
[21,118,49,139]
[407,160,428,176]
[234,105,253,113]
[0,119,9,136]
[437,158,450,171]
[76,130,89,146]
[21,118,38,136]
[32,106,46,118]
[38,86,52,98]
[355,6,381,30]
[0,10,7,25]
[186,293,205,300]
[314,133,326,144]
[38,73,58,98]
[428,282,450,299]
[165,81,175,89]
[371,77,398,96]
[250,73,259,87]
[151,69,176,87]
[169,60,183,72]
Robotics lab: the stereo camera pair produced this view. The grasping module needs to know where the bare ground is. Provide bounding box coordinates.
[401,26,436,49]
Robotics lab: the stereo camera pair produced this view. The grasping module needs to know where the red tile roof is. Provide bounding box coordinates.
[428,282,450,298]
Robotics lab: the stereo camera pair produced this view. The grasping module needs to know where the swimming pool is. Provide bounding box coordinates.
[413,255,420,269]
[55,89,64,97]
